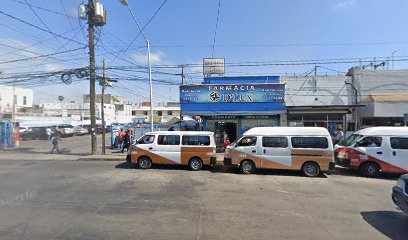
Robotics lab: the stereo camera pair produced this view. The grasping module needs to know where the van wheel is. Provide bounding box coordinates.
[302,162,320,177]
[360,162,380,178]
[138,156,152,169]
[240,160,255,174]
[189,157,203,171]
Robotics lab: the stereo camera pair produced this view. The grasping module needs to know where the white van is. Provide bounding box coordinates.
[224,127,335,177]
[336,127,408,177]
[127,131,217,171]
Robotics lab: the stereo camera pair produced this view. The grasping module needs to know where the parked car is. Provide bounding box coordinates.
[336,127,408,177]
[19,126,28,134]
[392,174,408,215]
[74,125,88,136]
[20,126,52,140]
[55,124,75,137]
[224,127,335,176]
[127,131,217,171]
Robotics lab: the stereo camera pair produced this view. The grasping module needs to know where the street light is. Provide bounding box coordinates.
[119,0,154,132]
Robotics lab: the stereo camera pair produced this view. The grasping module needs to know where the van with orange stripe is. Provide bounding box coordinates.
[224,127,335,177]
[335,127,408,177]
[128,131,217,171]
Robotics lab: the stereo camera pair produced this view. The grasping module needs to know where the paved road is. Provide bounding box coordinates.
[0,160,406,240]
[0,134,125,161]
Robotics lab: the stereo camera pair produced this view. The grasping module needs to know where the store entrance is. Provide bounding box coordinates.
[214,121,238,152]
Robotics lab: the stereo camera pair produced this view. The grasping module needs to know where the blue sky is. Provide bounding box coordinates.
[1,0,408,104]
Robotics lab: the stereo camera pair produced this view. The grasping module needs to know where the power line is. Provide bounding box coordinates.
[8,0,76,19]
[211,0,221,58]
[0,47,86,64]
[109,0,169,64]
[0,9,85,46]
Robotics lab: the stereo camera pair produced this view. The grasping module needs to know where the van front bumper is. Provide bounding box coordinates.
[392,186,408,215]
[336,158,351,167]
[324,162,336,175]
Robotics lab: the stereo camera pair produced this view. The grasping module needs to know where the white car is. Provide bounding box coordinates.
[74,126,88,136]
[55,125,75,137]
[392,174,408,215]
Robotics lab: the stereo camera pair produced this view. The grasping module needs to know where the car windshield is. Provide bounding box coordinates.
[340,134,363,147]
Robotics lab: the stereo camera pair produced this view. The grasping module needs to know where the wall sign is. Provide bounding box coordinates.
[203,58,225,75]
[180,84,285,104]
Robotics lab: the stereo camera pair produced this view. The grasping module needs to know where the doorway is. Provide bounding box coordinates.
[214,121,238,152]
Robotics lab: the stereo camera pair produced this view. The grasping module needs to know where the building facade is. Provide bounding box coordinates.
[0,85,33,116]
[180,76,286,148]
[131,102,181,123]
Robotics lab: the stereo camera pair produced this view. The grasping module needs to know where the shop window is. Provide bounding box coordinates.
[236,136,257,147]
[23,96,27,105]
[262,137,288,148]
[158,111,162,116]
[132,110,137,116]
[182,135,210,146]
[391,137,408,150]
[143,111,148,116]
[158,135,180,145]
[291,137,328,149]
[167,111,173,116]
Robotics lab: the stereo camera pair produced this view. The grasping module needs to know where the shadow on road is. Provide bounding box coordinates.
[335,167,400,181]
[361,211,408,240]
[115,161,329,178]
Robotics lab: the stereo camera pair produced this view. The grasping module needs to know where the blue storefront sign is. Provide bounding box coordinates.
[180,83,286,115]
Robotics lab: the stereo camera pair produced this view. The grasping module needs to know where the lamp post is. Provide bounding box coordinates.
[119,0,154,132]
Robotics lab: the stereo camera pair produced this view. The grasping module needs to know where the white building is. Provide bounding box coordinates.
[0,85,33,114]
[131,102,181,123]
[282,75,352,131]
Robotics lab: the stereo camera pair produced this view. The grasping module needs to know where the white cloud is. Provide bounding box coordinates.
[334,0,356,10]
[132,50,172,66]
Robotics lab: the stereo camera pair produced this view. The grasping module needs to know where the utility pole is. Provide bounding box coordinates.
[180,65,184,129]
[88,0,97,155]
[101,59,106,155]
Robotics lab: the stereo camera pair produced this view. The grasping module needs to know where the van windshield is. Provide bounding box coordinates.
[341,134,363,146]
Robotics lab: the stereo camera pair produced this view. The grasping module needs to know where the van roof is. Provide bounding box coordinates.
[243,127,331,136]
[145,131,214,135]
[355,127,408,136]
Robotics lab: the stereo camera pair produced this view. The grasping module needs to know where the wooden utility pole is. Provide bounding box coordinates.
[88,0,97,155]
[101,59,106,155]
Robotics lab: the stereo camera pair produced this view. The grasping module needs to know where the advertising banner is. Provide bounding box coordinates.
[180,84,285,104]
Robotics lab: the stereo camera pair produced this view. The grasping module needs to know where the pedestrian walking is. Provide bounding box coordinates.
[118,129,126,149]
[121,130,131,153]
[50,131,62,154]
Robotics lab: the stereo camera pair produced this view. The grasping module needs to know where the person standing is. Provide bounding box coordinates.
[333,127,344,145]
[121,130,131,153]
[222,137,231,152]
[50,131,62,154]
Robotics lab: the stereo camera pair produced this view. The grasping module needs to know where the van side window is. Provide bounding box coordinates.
[236,136,257,147]
[390,137,408,150]
[358,137,382,147]
[138,135,155,144]
[262,137,288,148]
[182,135,210,146]
[158,135,180,145]
[291,137,328,149]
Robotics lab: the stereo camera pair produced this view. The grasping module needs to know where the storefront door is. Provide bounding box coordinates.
[214,121,238,152]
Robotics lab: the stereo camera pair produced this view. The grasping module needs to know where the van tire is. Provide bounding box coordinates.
[138,156,152,169]
[240,160,256,174]
[302,162,320,177]
[360,162,380,178]
[189,157,203,171]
